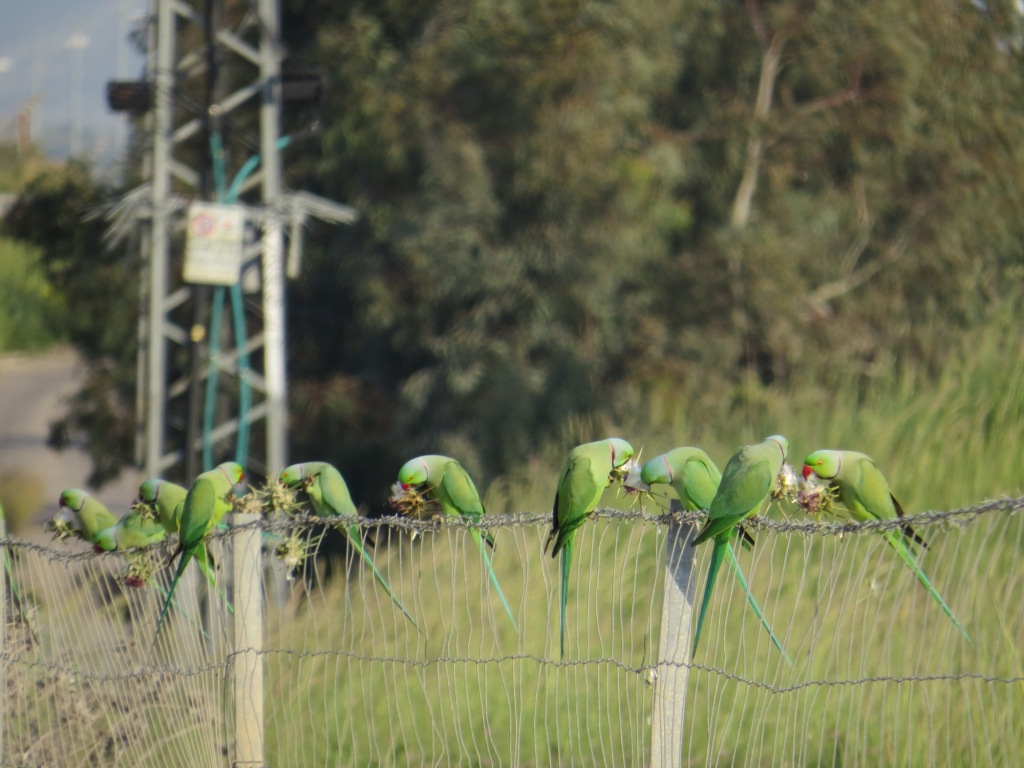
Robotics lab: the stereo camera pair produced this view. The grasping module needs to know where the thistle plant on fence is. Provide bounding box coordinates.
[0,493,1022,767]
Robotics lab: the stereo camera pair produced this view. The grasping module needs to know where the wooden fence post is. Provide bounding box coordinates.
[650,499,697,768]
[232,512,264,767]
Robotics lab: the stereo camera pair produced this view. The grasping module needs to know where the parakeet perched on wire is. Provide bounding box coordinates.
[137,478,221,593]
[397,455,518,633]
[639,446,790,662]
[280,462,417,629]
[53,489,118,547]
[154,462,244,641]
[546,438,635,658]
[93,508,166,552]
[802,449,972,645]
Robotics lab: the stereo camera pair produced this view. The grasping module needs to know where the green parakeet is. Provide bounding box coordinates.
[94,509,166,552]
[802,450,972,645]
[397,455,518,633]
[279,462,417,629]
[56,490,118,547]
[138,478,187,535]
[641,447,790,662]
[546,438,634,658]
[137,478,220,592]
[154,462,244,640]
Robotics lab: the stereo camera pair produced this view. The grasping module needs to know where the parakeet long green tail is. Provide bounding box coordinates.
[559,536,573,659]
[693,539,791,663]
[470,528,518,633]
[154,548,197,643]
[692,537,727,658]
[723,543,792,664]
[883,530,973,646]
[151,578,209,642]
[341,522,418,630]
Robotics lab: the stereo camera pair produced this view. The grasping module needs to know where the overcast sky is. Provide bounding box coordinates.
[0,0,146,163]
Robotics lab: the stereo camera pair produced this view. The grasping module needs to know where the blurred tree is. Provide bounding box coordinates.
[641,0,1024,400]
[6,0,1024,498]
[1,162,138,485]
[284,0,691,495]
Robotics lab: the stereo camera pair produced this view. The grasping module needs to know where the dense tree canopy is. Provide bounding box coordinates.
[7,0,1024,496]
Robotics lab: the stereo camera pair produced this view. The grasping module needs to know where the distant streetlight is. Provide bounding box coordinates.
[65,33,90,157]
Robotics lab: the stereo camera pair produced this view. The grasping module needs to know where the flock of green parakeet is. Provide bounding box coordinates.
[46,436,972,658]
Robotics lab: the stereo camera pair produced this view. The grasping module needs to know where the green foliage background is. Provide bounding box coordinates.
[4,0,1024,499]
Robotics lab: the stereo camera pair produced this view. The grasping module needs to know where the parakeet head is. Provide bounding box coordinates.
[216,461,245,485]
[59,489,88,513]
[608,438,635,469]
[93,526,117,553]
[138,479,165,504]
[278,463,309,488]
[802,450,841,480]
[640,447,702,486]
[640,453,675,486]
[397,457,431,489]
[766,435,788,460]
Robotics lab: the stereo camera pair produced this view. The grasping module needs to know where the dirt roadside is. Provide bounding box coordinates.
[0,347,144,533]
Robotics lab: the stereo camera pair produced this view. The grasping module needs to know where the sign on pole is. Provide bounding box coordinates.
[183,202,245,285]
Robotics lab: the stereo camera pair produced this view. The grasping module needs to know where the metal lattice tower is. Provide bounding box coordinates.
[137,0,355,481]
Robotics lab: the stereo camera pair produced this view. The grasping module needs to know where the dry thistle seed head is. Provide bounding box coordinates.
[257,481,303,517]
[388,482,434,518]
[274,529,307,579]
[620,461,651,495]
[609,454,641,486]
[121,552,157,589]
[228,486,265,516]
[46,512,78,541]
[771,463,800,502]
[130,499,159,521]
[796,478,837,517]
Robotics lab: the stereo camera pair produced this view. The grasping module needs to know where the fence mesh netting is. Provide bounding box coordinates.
[2,498,1022,766]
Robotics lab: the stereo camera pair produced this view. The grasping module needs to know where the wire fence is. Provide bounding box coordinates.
[2,496,1022,767]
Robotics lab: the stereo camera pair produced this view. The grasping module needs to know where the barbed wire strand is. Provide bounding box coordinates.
[3,495,1022,766]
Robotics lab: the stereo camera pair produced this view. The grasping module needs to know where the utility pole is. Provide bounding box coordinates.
[130,0,356,482]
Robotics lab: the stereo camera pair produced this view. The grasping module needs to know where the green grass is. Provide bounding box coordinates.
[6,316,1024,766]
[256,315,1024,766]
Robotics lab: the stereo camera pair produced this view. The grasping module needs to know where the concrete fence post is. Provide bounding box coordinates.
[650,499,698,768]
[232,512,264,767]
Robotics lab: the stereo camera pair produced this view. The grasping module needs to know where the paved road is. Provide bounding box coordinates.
[0,348,143,531]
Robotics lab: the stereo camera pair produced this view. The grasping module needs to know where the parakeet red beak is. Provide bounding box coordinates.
[400,483,411,491]
[802,464,815,480]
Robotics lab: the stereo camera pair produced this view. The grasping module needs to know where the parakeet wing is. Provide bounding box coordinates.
[180,477,217,550]
[318,466,358,518]
[696,456,773,542]
[440,462,484,519]
[679,455,721,512]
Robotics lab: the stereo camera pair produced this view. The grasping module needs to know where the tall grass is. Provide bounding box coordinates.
[253,315,1024,766]
[7,316,1024,766]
